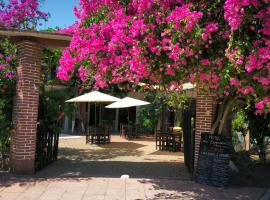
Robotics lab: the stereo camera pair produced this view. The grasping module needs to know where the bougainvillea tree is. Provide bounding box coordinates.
[57,0,269,134]
[0,0,48,29]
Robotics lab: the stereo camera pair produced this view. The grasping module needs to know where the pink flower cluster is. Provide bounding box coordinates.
[74,0,119,22]
[78,65,90,82]
[57,0,270,114]
[57,1,205,89]
[202,22,218,41]
[224,0,253,30]
[0,53,14,80]
[255,96,270,114]
[0,0,48,29]
[166,4,203,32]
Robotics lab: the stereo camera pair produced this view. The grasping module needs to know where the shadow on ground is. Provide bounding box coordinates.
[230,163,270,188]
[0,159,190,187]
[41,158,190,179]
[138,179,265,200]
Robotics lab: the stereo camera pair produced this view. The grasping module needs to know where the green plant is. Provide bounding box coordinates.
[40,47,76,126]
[0,38,16,159]
[137,92,164,133]
[232,109,248,133]
[247,107,270,164]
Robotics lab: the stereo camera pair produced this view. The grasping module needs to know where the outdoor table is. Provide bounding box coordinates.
[121,124,140,139]
[86,126,111,144]
[156,131,182,152]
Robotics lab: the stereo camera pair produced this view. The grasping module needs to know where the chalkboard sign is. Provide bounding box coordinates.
[196,133,232,187]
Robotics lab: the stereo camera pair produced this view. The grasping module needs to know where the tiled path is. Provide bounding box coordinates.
[0,178,266,200]
[0,135,267,199]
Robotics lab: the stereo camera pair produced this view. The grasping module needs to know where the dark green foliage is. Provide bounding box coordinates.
[40,47,76,125]
[0,38,16,156]
[232,106,270,164]
[247,107,270,164]
[137,92,165,133]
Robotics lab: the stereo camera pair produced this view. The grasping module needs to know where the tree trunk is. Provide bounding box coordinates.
[174,109,182,127]
[222,112,233,136]
[211,96,240,135]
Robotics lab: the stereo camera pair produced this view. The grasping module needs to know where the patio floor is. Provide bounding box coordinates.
[0,177,266,200]
[45,135,189,179]
[0,135,267,199]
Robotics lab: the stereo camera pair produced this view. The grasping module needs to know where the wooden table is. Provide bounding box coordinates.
[156,132,182,152]
[86,126,111,144]
[120,124,140,139]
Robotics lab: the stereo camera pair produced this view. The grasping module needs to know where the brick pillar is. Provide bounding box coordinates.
[194,93,216,172]
[11,40,42,174]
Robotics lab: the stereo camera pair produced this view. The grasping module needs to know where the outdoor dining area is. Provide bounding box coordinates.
[66,91,150,143]
[65,91,183,152]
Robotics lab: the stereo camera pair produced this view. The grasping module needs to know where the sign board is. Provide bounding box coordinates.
[196,133,232,187]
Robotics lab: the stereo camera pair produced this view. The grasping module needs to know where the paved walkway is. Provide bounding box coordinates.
[0,135,267,199]
[41,135,189,179]
[0,177,266,200]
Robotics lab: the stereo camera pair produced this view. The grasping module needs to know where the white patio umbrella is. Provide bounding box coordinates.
[66,91,120,103]
[106,97,150,124]
[106,97,150,108]
[66,91,120,128]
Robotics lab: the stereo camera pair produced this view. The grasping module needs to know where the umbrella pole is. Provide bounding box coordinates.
[95,103,97,128]
[127,108,130,124]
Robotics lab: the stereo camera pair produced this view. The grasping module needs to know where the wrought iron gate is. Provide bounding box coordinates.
[35,121,59,171]
[182,99,196,173]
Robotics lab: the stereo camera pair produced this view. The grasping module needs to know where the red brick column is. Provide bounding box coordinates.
[194,93,216,172]
[11,40,42,174]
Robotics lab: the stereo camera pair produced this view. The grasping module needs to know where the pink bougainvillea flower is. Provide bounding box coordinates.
[5,73,14,79]
[255,101,264,110]
[230,78,239,86]
[5,56,12,62]
[201,59,211,66]
[54,0,270,115]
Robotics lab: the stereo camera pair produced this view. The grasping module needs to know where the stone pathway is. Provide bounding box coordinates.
[0,177,266,200]
[0,136,267,199]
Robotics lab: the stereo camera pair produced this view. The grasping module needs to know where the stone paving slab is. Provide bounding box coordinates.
[0,178,266,200]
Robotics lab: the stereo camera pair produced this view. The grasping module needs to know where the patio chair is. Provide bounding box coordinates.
[156,130,162,150]
[120,123,128,137]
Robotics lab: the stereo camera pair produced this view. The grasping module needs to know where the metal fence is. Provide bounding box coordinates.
[35,122,59,171]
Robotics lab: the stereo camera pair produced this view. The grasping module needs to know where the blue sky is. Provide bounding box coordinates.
[38,0,79,30]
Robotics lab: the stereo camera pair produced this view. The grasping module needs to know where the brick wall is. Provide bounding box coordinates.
[11,40,42,174]
[194,93,216,172]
